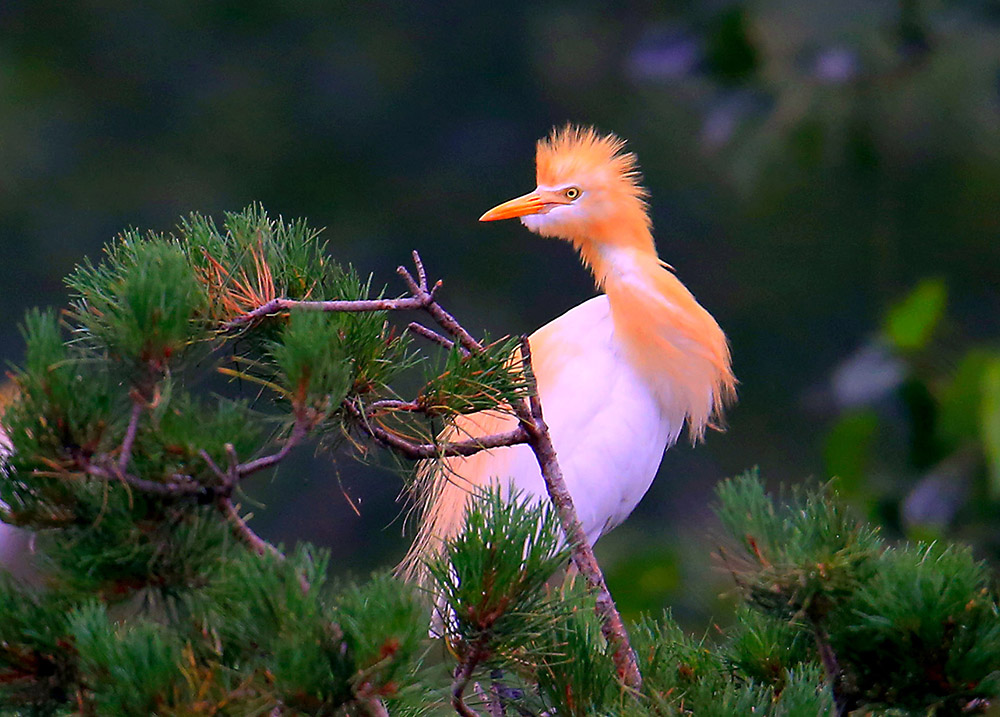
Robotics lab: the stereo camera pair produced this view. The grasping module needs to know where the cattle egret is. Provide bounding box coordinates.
[400,125,736,581]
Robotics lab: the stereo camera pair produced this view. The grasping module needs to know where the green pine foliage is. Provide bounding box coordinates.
[66,235,210,367]
[1,207,998,715]
[416,337,528,417]
[426,489,571,662]
[712,472,1000,715]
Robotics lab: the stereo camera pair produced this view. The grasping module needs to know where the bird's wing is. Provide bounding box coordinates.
[396,407,520,584]
[397,295,671,583]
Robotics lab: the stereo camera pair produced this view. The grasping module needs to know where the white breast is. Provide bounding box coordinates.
[493,295,678,544]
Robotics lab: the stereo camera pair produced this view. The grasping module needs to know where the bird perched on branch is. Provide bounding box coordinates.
[400,125,735,581]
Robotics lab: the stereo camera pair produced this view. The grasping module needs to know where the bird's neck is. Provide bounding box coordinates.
[575,235,736,442]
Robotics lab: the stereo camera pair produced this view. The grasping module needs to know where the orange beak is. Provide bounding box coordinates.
[479,191,546,222]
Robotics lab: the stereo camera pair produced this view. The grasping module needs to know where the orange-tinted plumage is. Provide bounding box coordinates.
[399,125,735,583]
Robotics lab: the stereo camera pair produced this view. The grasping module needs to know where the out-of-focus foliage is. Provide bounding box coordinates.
[822,279,1000,556]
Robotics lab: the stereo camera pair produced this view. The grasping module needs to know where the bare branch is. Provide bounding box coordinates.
[117,400,143,476]
[396,260,426,296]
[218,495,284,559]
[814,625,849,716]
[235,419,309,480]
[398,253,482,354]
[85,415,311,502]
[407,321,458,352]
[223,250,486,364]
[224,295,431,330]
[344,399,529,459]
[411,249,427,291]
[198,449,226,482]
[368,399,421,412]
[85,464,204,497]
[451,639,488,717]
[418,291,483,355]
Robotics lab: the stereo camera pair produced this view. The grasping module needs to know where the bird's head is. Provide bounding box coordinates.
[480,125,652,253]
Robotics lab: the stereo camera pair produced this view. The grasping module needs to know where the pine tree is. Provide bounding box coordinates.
[1,207,997,715]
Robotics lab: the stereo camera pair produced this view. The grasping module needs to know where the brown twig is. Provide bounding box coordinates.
[344,399,530,459]
[406,321,458,352]
[224,295,431,329]
[86,413,310,509]
[451,638,489,717]
[813,625,849,716]
[85,464,204,496]
[198,449,226,482]
[368,399,421,412]
[512,335,643,691]
[234,418,309,481]
[396,252,483,354]
[218,495,283,559]
[117,400,143,476]
[224,251,483,360]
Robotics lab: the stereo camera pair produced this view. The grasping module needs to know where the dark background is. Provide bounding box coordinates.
[3,1,999,627]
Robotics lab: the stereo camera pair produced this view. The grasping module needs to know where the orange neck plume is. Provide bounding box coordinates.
[575,228,736,441]
[524,125,735,439]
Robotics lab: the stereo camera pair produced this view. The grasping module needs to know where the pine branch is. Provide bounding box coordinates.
[406,321,458,352]
[217,495,283,559]
[232,251,643,691]
[83,463,204,497]
[117,399,143,476]
[344,398,529,459]
[395,252,483,355]
[813,625,849,716]
[224,295,431,328]
[233,416,309,480]
[68,244,642,698]
[451,635,489,717]
[512,336,643,691]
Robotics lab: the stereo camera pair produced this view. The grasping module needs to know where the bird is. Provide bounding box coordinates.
[398,125,735,584]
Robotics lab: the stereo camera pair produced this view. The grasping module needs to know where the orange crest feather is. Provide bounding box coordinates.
[536,125,647,202]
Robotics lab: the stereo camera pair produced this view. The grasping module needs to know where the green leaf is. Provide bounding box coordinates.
[883,278,947,351]
[822,410,879,497]
[937,349,994,448]
[980,356,1000,498]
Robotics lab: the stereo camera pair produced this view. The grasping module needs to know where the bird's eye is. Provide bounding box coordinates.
[564,187,581,200]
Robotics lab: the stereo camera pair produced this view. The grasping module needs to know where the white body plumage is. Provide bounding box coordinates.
[489,295,678,544]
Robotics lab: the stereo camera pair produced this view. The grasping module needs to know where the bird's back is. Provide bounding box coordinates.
[399,295,676,581]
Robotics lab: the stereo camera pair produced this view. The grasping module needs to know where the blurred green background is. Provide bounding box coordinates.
[2,1,999,629]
